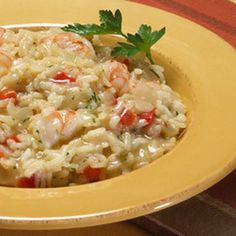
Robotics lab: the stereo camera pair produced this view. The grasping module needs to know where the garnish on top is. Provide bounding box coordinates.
[62,9,165,64]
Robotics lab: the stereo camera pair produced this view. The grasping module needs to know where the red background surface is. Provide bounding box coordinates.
[132,0,236,47]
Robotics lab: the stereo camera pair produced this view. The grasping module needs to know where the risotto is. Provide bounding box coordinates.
[0,27,186,187]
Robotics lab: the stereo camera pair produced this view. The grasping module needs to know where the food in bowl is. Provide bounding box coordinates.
[0,11,186,187]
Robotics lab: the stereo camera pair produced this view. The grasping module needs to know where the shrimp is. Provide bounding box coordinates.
[52,110,76,130]
[0,51,12,76]
[53,33,81,49]
[0,28,6,46]
[32,110,81,148]
[39,32,95,57]
[129,79,161,104]
[103,60,130,96]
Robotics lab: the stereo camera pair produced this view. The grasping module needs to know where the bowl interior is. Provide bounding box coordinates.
[0,0,236,229]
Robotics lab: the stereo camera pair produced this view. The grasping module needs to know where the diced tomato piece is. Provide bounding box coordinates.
[2,135,20,146]
[83,166,101,182]
[17,175,36,188]
[139,110,155,124]
[122,58,130,67]
[113,98,118,105]
[115,57,130,67]
[0,88,17,102]
[120,108,136,126]
[7,135,20,143]
[50,71,76,84]
[0,151,5,158]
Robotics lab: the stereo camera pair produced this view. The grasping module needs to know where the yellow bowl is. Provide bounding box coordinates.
[0,0,236,230]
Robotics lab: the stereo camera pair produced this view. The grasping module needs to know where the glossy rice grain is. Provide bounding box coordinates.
[0,27,186,187]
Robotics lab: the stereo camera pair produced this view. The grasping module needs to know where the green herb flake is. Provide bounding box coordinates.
[150,68,160,79]
[36,129,40,134]
[85,103,92,109]
[117,133,124,141]
[131,128,137,133]
[22,117,30,123]
[71,96,75,101]
[66,152,70,156]
[85,92,100,109]
[68,164,78,172]
[91,92,100,103]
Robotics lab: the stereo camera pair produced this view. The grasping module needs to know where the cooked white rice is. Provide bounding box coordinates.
[0,27,186,187]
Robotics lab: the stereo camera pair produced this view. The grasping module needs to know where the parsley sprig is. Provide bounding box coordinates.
[62,9,165,64]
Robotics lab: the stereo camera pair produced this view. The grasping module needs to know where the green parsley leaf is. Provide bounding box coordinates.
[125,25,166,64]
[62,9,165,64]
[62,9,124,36]
[63,23,104,36]
[99,10,123,35]
[111,42,140,57]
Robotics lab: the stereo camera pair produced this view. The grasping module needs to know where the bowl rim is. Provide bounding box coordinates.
[0,1,236,229]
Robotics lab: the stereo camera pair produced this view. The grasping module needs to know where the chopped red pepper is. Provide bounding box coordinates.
[115,57,130,67]
[113,98,118,105]
[2,135,20,146]
[139,110,155,124]
[50,71,76,84]
[122,58,130,67]
[0,151,5,158]
[17,175,36,188]
[83,166,101,182]
[0,88,17,103]
[7,135,19,143]
[120,108,136,126]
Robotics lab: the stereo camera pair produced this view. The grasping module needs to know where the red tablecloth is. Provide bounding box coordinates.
[132,0,236,47]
